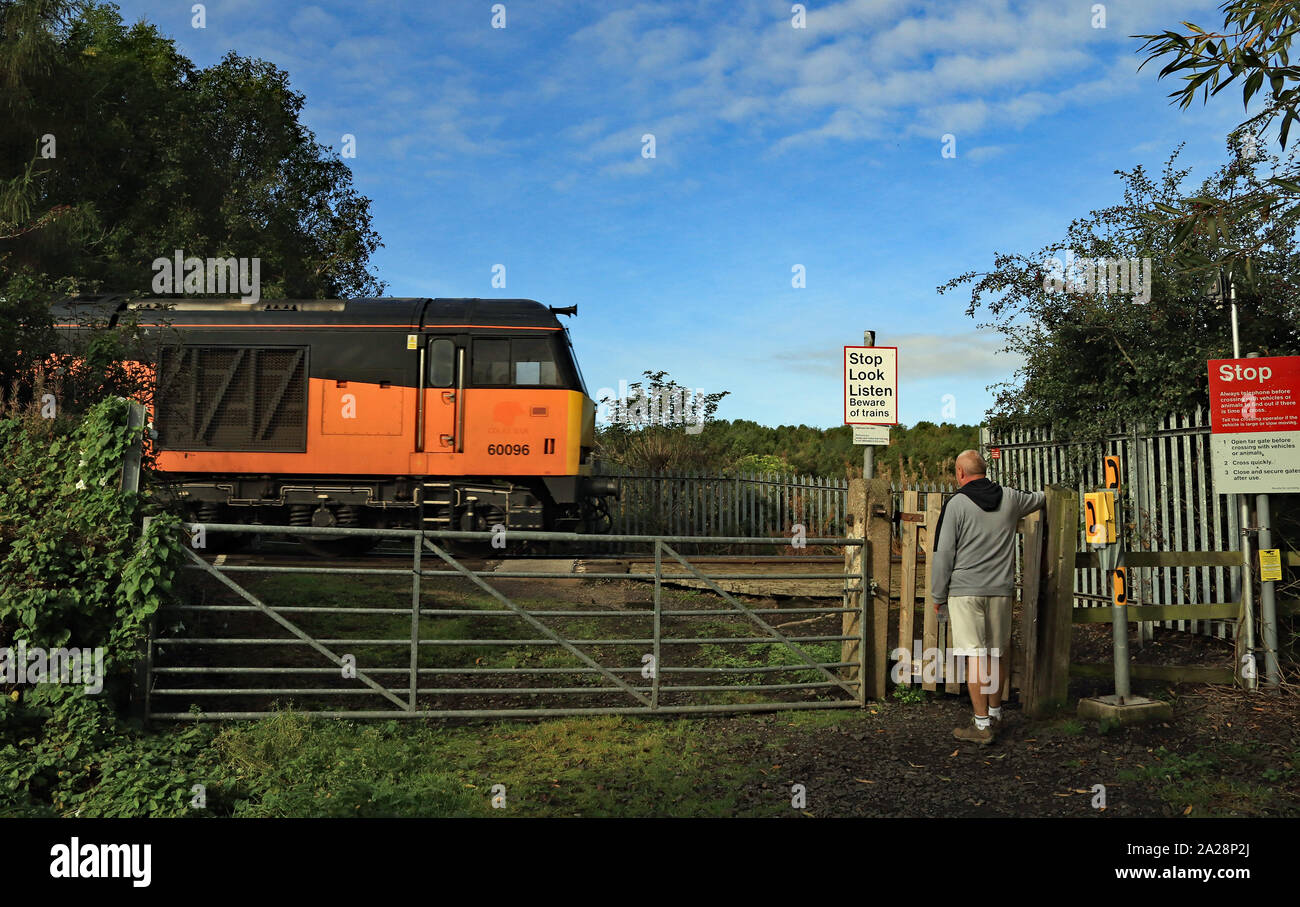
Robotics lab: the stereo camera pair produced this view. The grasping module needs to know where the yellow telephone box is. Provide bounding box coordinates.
[1084,490,1117,544]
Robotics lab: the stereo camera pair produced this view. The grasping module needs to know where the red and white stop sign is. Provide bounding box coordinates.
[1207,355,1300,494]
[1208,356,1300,432]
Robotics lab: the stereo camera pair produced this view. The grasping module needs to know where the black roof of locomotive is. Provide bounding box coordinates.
[51,296,565,330]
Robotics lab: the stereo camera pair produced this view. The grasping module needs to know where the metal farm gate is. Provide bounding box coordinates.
[144,523,868,720]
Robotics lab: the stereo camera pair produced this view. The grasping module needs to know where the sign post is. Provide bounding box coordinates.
[1078,456,1172,727]
[1207,355,1300,493]
[844,334,898,478]
[1208,352,1299,689]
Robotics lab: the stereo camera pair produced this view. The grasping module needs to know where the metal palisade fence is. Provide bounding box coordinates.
[983,408,1241,639]
[598,469,955,554]
[601,470,850,551]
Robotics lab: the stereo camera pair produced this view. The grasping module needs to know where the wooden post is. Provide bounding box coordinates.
[1024,485,1077,717]
[866,477,893,699]
[898,489,919,683]
[119,400,147,492]
[921,492,942,691]
[1008,511,1043,699]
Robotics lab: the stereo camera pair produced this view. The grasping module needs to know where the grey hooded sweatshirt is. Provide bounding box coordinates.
[929,478,1046,603]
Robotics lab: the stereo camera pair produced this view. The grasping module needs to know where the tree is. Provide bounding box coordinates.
[595,370,729,471]
[939,144,1300,444]
[0,0,385,400]
[1137,1,1300,278]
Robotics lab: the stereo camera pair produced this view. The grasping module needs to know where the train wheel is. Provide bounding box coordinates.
[582,496,613,534]
[294,503,380,557]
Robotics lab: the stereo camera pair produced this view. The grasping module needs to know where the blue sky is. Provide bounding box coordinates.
[112,0,1244,429]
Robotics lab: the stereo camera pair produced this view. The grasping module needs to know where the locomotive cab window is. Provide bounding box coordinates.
[512,338,557,385]
[428,337,456,387]
[471,339,511,384]
[472,337,564,387]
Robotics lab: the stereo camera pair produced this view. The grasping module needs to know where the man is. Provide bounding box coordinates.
[929,450,1045,745]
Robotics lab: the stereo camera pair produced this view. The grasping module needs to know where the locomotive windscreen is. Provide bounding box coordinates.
[470,336,578,388]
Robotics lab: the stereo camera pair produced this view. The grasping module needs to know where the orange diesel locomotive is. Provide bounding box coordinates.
[53,296,617,551]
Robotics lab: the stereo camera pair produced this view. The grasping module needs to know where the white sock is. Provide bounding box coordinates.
[974,715,990,730]
[988,706,1002,719]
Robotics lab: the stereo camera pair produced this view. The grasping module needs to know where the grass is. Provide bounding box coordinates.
[891,684,928,704]
[1053,718,1086,736]
[423,714,761,816]
[780,709,858,729]
[210,712,483,817]
[194,709,770,817]
[16,701,1299,818]
[1117,742,1300,817]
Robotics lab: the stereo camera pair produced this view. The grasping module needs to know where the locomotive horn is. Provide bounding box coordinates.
[548,304,578,317]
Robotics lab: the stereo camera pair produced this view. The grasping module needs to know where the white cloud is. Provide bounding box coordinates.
[768,330,1022,380]
[288,6,339,37]
[159,0,1221,191]
[965,143,1013,162]
[551,0,1209,165]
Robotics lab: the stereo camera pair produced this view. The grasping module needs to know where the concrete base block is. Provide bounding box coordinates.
[576,560,628,575]
[495,558,575,574]
[1077,694,1172,727]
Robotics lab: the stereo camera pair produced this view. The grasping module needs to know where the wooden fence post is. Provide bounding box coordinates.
[1024,484,1078,717]
[1012,510,1044,699]
[838,477,892,701]
[921,491,943,691]
[899,489,919,684]
[866,477,893,699]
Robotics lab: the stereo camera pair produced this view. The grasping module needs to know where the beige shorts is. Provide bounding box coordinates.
[948,595,1012,657]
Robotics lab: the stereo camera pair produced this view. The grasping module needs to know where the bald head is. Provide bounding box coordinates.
[955,449,987,486]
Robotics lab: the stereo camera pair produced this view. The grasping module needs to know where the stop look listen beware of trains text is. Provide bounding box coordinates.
[844,346,898,425]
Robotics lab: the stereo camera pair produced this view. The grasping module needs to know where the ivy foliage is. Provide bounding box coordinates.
[0,396,188,815]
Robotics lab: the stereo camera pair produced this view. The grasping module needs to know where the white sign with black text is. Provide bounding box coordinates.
[852,425,890,445]
[843,346,898,425]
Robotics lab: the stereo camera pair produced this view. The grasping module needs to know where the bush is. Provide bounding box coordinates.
[0,396,185,815]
